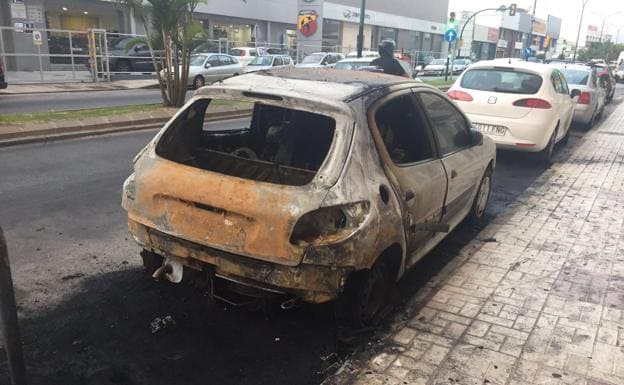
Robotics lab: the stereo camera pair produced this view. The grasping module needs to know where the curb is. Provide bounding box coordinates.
[0,109,252,147]
[0,82,159,95]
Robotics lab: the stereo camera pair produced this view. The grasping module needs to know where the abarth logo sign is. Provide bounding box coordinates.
[488,96,497,104]
[298,10,318,37]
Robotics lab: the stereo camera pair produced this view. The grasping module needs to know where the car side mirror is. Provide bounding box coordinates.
[204,63,211,69]
[570,89,581,99]
[470,129,483,146]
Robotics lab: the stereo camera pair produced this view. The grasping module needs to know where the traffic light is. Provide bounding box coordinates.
[448,12,458,30]
[509,3,517,16]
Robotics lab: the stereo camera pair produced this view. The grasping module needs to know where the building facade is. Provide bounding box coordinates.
[1,0,449,71]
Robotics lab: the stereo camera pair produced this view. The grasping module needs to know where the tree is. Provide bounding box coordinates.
[120,0,205,107]
[577,42,624,63]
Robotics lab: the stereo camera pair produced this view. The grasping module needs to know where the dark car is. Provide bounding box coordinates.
[0,58,7,89]
[107,37,159,73]
[595,64,616,103]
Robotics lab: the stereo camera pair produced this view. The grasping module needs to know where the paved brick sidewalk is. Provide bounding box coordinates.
[328,102,624,385]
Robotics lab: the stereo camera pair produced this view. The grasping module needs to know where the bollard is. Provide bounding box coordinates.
[0,227,27,385]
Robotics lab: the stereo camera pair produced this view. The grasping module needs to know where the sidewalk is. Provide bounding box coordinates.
[1,72,158,94]
[328,103,624,385]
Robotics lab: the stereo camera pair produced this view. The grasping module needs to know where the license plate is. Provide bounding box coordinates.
[473,123,507,136]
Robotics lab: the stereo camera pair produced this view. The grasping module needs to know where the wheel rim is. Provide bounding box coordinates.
[194,76,204,88]
[475,175,491,218]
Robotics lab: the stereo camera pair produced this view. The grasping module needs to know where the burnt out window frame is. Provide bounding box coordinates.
[370,89,440,167]
[155,96,340,187]
[416,90,472,157]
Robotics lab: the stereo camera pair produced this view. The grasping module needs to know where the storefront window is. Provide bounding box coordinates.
[322,19,341,49]
[213,23,253,45]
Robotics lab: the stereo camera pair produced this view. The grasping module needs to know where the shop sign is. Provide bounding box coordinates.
[298,10,318,37]
[497,39,508,48]
[11,3,27,19]
[342,9,371,21]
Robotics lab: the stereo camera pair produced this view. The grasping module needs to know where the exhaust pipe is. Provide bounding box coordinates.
[152,256,184,283]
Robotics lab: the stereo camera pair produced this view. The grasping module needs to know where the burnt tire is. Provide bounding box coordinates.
[469,166,492,223]
[193,75,205,89]
[335,259,393,328]
[584,109,597,131]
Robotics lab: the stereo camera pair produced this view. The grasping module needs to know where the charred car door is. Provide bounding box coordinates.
[368,89,448,266]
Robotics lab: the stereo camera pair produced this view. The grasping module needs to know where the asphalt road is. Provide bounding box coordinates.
[0,89,173,114]
[0,86,622,385]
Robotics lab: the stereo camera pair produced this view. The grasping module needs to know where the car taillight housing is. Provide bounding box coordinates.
[512,98,552,109]
[290,202,370,246]
[447,90,473,102]
[578,92,591,104]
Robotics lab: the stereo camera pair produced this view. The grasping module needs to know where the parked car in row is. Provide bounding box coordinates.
[334,57,414,78]
[187,54,243,89]
[452,58,472,74]
[244,55,294,73]
[295,52,344,68]
[422,59,447,76]
[448,60,577,162]
[122,68,496,326]
[594,64,616,102]
[555,64,605,129]
[616,64,624,83]
[107,36,157,73]
[345,50,380,59]
[229,47,268,66]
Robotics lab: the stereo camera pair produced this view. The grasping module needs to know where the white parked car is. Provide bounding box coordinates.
[555,64,605,129]
[616,64,624,83]
[186,54,243,89]
[447,60,577,162]
[243,55,294,73]
[452,59,472,74]
[295,52,345,68]
[228,47,268,66]
[423,59,448,76]
[334,57,414,78]
[345,50,380,59]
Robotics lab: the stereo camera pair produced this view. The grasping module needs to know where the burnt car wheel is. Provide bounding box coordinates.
[336,259,393,327]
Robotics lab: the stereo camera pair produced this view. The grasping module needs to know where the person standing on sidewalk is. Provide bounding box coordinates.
[371,40,409,78]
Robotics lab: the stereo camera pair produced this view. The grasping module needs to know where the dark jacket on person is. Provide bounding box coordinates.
[370,55,407,77]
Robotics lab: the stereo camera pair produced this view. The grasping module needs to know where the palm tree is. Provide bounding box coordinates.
[120,0,205,107]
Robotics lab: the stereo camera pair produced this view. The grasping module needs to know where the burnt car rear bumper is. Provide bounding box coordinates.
[128,219,350,303]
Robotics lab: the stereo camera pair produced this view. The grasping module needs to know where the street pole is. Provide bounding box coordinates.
[0,227,27,385]
[356,0,366,58]
[525,0,537,61]
[573,0,590,61]
[456,7,508,58]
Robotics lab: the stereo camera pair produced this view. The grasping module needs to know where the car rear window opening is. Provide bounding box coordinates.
[460,68,543,94]
[155,99,336,186]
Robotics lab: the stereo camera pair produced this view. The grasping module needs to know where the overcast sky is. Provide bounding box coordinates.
[449,0,624,44]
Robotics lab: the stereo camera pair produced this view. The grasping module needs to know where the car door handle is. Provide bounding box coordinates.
[405,190,415,202]
[451,170,458,179]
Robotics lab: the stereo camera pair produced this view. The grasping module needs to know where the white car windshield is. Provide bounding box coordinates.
[460,68,543,94]
[190,55,207,66]
[248,56,273,66]
[453,59,467,65]
[429,59,446,65]
[301,54,325,64]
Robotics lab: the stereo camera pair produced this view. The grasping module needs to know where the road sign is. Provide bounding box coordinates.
[444,29,457,43]
[32,30,42,46]
[524,47,532,58]
[509,3,517,16]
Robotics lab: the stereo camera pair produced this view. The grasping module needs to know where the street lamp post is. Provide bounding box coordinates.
[525,0,538,60]
[356,0,367,58]
[573,0,590,61]
[456,6,508,58]
[596,12,620,42]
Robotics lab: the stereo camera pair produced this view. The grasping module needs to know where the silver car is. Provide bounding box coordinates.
[557,64,606,129]
[244,55,294,73]
[122,68,496,325]
[295,52,345,68]
[187,54,243,89]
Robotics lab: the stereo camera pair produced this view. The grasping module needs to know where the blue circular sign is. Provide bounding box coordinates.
[524,47,532,57]
[444,29,457,43]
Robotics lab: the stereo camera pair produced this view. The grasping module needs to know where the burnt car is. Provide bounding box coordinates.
[122,68,496,324]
